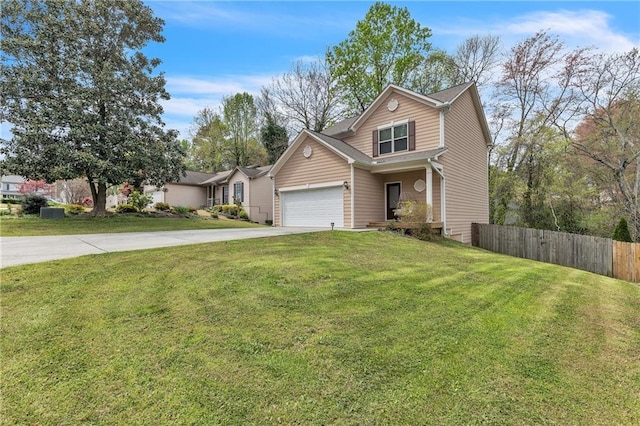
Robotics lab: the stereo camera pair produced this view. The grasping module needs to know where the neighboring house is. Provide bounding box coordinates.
[0,175,26,199]
[141,166,274,224]
[1,175,56,200]
[144,171,216,209]
[201,165,273,224]
[268,82,491,243]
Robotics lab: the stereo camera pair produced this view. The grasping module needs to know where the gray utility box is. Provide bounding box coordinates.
[40,207,65,219]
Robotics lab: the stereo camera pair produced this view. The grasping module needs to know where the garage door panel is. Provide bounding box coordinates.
[282,187,343,227]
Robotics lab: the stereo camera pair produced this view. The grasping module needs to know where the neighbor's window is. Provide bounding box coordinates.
[222,185,229,204]
[379,123,408,155]
[233,182,244,203]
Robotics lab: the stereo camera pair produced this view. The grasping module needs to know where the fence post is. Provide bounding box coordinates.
[471,223,479,247]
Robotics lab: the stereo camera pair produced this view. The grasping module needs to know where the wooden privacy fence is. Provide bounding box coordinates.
[472,223,640,283]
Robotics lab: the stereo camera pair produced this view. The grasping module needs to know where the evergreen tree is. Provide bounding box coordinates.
[613,217,633,242]
[0,0,185,215]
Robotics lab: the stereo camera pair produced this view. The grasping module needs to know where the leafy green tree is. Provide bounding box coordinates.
[189,108,226,172]
[326,1,432,114]
[221,93,267,168]
[0,0,185,216]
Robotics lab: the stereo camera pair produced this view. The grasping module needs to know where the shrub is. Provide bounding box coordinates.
[211,212,219,219]
[221,204,238,216]
[265,219,273,226]
[128,191,153,212]
[154,202,171,211]
[66,204,86,215]
[239,210,249,220]
[188,206,197,213]
[21,194,49,215]
[172,205,190,215]
[115,203,137,213]
[613,217,633,242]
[396,200,432,223]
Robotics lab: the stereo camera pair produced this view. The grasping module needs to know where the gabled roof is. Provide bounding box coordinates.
[321,81,491,147]
[173,170,216,185]
[269,130,370,177]
[200,165,272,186]
[427,82,473,103]
[200,169,233,185]
[322,116,359,138]
[269,128,447,177]
[237,165,271,179]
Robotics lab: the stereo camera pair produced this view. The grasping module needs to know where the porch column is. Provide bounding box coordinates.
[426,166,433,221]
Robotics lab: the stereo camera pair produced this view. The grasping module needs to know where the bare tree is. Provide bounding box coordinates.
[58,178,92,204]
[569,49,640,239]
[268,58,346,134]
[490,30,591,227]
[451,34,502,90]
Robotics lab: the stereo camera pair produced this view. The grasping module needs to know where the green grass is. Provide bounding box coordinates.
[0,213,263,236]
[2,231,639,425]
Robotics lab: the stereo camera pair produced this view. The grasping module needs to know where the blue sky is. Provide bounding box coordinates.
[1,1,638,142]
[145,0,639,140]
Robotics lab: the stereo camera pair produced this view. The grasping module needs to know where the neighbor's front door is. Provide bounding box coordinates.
[386,182,401,220]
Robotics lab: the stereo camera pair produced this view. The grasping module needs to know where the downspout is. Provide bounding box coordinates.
[424,164,433,222]
[271,177,276,227]
[432,165,447,235]
[350,163,355,228]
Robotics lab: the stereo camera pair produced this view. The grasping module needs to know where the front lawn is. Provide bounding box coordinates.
[2,232,639,424]
[0,212,263,236]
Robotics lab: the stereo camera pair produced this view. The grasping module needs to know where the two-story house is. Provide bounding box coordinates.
[268,82,491,243]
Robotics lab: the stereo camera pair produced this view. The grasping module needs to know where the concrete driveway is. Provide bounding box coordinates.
[0,227,328,268]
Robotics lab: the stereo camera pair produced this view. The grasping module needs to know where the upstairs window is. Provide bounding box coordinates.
[373,120,415,157]
[379,123,408,154]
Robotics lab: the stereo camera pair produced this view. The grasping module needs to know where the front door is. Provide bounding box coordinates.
[386,182,401,220]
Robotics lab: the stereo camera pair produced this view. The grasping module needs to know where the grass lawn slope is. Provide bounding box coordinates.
[0,213,263,236]
[2,231,639,425]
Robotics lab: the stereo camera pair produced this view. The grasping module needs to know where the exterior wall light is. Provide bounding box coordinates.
[343,181,349,190]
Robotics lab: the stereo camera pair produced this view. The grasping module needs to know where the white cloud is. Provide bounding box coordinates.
[162,73,279,138]
[504,10,637,52]
[433,9,637,53]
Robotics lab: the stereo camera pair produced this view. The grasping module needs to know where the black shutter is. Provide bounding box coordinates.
[372,130,379,157]
[408,120,415,151]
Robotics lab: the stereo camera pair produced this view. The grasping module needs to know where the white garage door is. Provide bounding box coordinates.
[281,186,344,227]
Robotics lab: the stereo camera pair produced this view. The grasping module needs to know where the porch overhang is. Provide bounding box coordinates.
[369,148,447,174]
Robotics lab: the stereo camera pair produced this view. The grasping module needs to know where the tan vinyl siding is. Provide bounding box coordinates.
[440,90,489,243]
[344,92,440,156]
[381,170,441,221]
[164,184,207,208]
[274,136,351,227]
[354,167,384,227]
[432,173,441,223]
[246,176,273,224]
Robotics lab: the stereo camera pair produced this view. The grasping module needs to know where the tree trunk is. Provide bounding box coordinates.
[88,178,108,217]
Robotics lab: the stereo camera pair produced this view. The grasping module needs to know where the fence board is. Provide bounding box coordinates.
[472,224,625,280]
[613,241,640,282]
